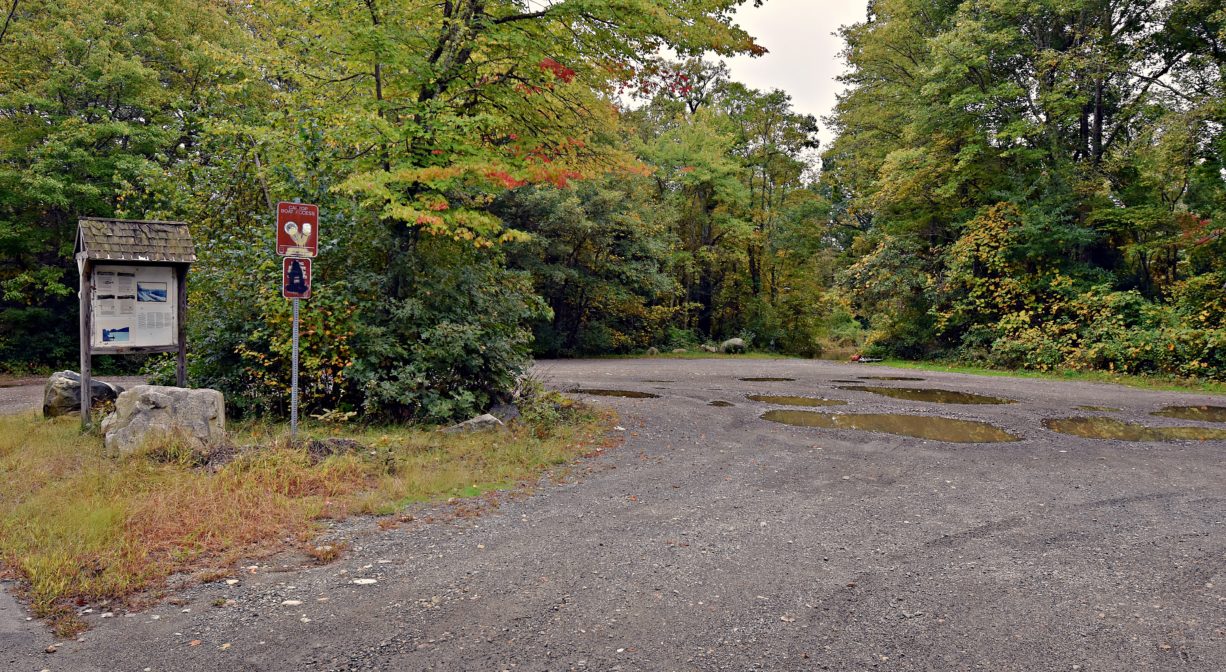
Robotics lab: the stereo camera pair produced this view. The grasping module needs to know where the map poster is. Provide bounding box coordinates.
[91,265,176,349]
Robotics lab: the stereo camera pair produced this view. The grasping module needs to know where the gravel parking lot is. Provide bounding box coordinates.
[3,358,1224,671]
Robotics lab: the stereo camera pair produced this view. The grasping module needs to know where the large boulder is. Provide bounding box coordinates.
[721,338,747,354]
[102,386,226,454]
[42,371,123,418]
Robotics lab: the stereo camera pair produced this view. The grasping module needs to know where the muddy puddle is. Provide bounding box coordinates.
[837,385,1014,404]
[641,380,675,383]
[830,379,862,384]
[1075,405,1121,412]
[568,388,660,399]
[1044,417,1226,441]
[762,410,1018,443]
[858,376,926,381]
[708,400,735,407]
[746,394,847,408]
[739,377,795,382]
[1151,405,1226,423]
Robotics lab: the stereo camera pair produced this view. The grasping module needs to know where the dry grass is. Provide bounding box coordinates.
[0,404,608,635]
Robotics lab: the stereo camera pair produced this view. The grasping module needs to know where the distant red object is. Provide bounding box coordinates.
[850,354,861,362]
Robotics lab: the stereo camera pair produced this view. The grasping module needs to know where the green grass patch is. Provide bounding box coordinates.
[0,401,611,634]
[877,359,1226,396]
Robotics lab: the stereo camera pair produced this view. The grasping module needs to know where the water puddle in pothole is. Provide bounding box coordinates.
[762,410,1018,443]
[739,377,795,382]
[1044,417,1226,441]
[1075,405,1121,412]
[641,380,675,383]
[859,376,926,381]
[708,400,734,407]
[568,389,660,399]
[1151,405,1226,423]
[746,394,847,408]
[837,385,1014,405]
[830,379,862,384]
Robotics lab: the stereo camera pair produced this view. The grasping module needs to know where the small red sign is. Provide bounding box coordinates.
[276,201,319,257]
[282,257,312,299]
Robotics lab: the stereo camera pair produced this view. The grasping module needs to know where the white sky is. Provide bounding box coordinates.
[724,0,870,150]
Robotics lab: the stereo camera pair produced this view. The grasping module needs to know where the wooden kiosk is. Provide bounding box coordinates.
[75,218,195,428]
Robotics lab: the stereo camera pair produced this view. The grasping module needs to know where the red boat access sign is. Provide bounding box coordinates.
[276,201,319,257]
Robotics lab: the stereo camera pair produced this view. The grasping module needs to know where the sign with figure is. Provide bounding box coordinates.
[282,257,312,299]
[276,201,319,257]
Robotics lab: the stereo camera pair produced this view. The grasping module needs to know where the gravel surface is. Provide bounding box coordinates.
[3,358,1225,671]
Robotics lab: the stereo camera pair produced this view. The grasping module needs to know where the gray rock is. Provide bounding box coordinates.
[721,338,747,354]
[488,403,521,423]
[646,347,660,356]
[102,386,226,454]
[671,348,687,354]
[700,344,719,353]
[42,371,122,417]
[441,413,504,434]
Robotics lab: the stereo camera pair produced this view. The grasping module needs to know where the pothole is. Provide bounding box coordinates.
[739,377,795,382]
[746,394,847,407]
[641,380,675,383]
[762,410,1018,443]
[830,379,862,383]
[837,385,1014,405]
[1151,405,1226,423]
[1044,417,1226,441]
[568,389,660,399]
[858,376,926,381]
[708,400,735,407]
[1075,405,1122,412]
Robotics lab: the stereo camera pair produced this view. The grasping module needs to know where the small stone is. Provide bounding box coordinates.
[780,615,796,623]
[281,600,303,607]
[219,643,231,651]
[45,644,57,654]
[100,612,114,618]
[225,579,239,586]
[353,578,377,585]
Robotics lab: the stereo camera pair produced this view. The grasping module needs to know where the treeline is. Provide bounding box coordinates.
[822,0,1225,378]
[1,0,1223,422]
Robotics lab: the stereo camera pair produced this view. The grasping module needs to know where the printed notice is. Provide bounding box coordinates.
[92,265,177,349]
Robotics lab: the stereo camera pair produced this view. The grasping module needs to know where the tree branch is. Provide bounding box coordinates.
[0,0,18,47]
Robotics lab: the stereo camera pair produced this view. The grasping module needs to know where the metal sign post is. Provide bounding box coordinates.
[291,297,300,439]
[277,202,317,442]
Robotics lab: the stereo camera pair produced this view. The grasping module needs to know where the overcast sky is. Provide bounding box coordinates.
[724,0,870,149]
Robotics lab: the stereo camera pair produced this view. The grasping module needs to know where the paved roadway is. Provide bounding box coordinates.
[3,358,1224,671]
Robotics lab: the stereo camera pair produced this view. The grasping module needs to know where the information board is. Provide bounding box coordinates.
[91,265,177,349]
